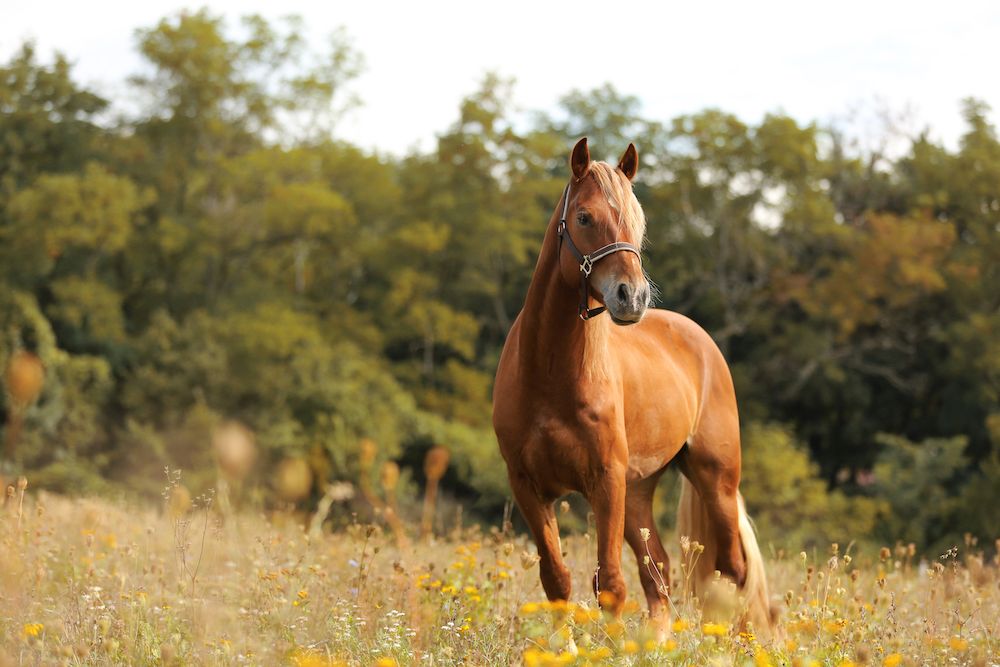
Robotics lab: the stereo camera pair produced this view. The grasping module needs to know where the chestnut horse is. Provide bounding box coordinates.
[492,138,771,638]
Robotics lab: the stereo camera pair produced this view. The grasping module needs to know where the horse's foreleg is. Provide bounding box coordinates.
[509,471,572,602]
[587,463,628,614]
[624,476,672,640]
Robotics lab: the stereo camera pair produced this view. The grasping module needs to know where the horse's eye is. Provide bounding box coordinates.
[577,212,591,227]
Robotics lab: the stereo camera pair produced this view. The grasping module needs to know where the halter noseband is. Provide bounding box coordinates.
[556,182,642,320]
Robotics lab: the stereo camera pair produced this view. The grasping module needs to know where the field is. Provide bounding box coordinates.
[1,484,997,666]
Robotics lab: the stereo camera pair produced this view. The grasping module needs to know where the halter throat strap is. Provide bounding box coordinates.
[555,182,642,320]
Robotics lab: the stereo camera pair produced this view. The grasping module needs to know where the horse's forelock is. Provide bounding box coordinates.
[587,162,646,247]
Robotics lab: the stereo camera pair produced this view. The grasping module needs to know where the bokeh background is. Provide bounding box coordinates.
[2,2,999,555]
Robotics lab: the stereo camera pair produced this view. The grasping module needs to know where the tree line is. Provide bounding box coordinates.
[1,10,998,552]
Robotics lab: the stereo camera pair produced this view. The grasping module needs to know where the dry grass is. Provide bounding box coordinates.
[1,488,997,666]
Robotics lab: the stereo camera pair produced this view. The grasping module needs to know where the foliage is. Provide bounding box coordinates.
[0,10,998,552]
[740,423,881,550]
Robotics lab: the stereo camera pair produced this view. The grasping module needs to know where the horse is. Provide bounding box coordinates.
[492,138,772,639]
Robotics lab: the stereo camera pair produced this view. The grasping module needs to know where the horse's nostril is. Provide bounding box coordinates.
[617,283,629,303]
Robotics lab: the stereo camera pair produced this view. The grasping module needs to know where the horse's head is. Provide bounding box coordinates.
[559,137,651,325]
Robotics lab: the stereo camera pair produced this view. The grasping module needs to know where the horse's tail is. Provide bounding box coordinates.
[677,477,773,635]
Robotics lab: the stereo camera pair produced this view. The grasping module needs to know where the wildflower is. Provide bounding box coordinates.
[640,527,651,542]
[374,658,398,667]
[702,622,727,636]
[755,650,774,667]
[521,551,540,570]
[672,618,689,633]
[948,636,968,651]
[604,621,624,638]
[622,640,639,654]
[586,647,612,660]
[883,654,903,667]
[22,623,43,639]
[520,602,540,615]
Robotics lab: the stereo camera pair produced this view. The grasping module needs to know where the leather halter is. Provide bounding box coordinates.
[556,182,642,320]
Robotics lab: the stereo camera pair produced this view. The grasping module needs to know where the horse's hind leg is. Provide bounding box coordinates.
[676,429,773,635]
[623,474,672,641]
[676,438,746,587]
[508,471,572,602]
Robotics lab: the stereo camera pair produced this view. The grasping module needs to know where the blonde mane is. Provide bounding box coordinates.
[587,162,646,246]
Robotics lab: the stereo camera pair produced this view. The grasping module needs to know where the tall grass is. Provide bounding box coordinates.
[0,485,996,665]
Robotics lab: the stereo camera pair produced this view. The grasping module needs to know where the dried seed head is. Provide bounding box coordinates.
[212,421,256,481]
[559,500,570,515]
[276,458,313,502]
[16,477,27,491]
[5,351,44,406]
[358,438,378,470]
[423,446,450,482]
[380,461,400,492]
[640,527,651,542]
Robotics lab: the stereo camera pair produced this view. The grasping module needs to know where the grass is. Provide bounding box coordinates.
[0,485,997,666]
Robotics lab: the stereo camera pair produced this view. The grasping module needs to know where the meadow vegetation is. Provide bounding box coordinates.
[1,483,997,665]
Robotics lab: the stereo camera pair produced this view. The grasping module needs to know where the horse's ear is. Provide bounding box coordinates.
[618,143,638,181]
[570,137,590,180]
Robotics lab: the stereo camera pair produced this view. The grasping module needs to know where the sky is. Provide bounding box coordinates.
[3,0,1000,156]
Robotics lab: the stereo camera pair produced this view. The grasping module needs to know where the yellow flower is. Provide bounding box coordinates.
[672,618,690,632]
[664,639,678,651]
[374,658,398,667]
[823,618,847,635]
[948,636,968,651]
[702,622,728,637]
[463,586,478,596]
[297,589,308,599]
[520,602,541,615]
[572,606,601,624]
[585,646,612,660]
[755,650,774,667]
[622,640,639,654]
[883,654,903,667]
[22,623,44,639]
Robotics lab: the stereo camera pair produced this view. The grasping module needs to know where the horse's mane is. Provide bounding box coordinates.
[587,162,646,246]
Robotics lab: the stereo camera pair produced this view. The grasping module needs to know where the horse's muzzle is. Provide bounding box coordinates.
[606,280,650,325]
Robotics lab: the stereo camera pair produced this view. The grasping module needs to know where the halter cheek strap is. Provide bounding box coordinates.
[556,183,642,320]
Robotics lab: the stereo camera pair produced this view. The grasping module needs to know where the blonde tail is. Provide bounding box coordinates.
[677,477,773,636]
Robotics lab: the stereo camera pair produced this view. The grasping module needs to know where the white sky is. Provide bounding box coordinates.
[4,1,999,156]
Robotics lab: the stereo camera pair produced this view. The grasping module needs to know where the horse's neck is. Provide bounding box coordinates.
[517,223,612,385]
